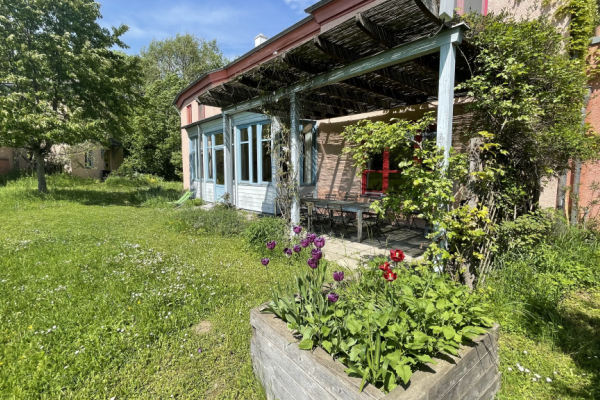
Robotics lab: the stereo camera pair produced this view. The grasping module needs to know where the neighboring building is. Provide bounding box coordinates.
[0,147,28,175]
[174,0,583,219]
[55,140,124,180]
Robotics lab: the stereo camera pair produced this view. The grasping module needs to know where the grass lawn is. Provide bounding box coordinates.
[0,175,298,399]
[0,174,598,399]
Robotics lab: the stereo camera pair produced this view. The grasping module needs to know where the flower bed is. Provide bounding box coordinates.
[255,226,500,398]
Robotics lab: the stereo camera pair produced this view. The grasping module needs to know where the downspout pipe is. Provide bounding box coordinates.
[570,86,592,225]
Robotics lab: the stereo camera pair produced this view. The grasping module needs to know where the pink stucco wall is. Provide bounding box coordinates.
[487,0,569,33]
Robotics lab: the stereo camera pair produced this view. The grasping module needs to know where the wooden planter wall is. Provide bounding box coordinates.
[250,307,501,400]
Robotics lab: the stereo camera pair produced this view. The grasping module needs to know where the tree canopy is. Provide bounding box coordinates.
[0,0,142,192]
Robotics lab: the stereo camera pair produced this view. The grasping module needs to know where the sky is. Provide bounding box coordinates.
[96,0,318,60]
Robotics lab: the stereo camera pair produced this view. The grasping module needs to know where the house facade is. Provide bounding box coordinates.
[177,0,576,217]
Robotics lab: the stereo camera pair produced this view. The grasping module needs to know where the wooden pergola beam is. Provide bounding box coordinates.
[224,24,467,114]
[314,36,435,98]
[355,13,400,48]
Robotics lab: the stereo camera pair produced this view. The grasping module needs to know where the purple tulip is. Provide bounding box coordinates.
[333,271,344,282]
[293,225,302,234]
[314,237,325,248]
[261,258,270,266]
[266,241,277,250]
[327,292,339,303]
[311,249,322,260]
[300,239,309,248]
[293,245,301,253]
[307,258,318,269]
[307,233,317,244]
[284,247,292,257]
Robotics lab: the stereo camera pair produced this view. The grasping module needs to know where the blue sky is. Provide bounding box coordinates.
[97,0,317,60]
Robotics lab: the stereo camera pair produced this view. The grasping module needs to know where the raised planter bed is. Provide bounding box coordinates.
[250,306,501,400]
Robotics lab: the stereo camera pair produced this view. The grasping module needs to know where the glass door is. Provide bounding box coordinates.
[213,133,226,202]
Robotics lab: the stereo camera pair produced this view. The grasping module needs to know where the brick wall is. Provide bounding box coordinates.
[315,102,471,201]
[487,0,569,34]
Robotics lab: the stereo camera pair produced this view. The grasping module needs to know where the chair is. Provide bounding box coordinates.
[344,193,358,202]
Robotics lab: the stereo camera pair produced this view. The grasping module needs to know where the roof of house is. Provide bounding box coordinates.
[174,0,473,121]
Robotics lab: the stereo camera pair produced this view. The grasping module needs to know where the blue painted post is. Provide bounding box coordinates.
[436,42,456,167]
[290,93,301,227]
[223,113,234,206]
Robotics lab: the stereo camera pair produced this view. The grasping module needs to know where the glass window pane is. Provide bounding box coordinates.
[241,143,250,181]
[241,127,249,142]
[303,129,313,184]
[207,134,212,148]
[214,133,224,146]
[262,124,271,140]
[215,149,224,185]
[262,141,272,182]
[388,172,402,191]
[366,172,383,192]
[207,148,213,180]
[367,152,384,171]
[388,147,403,170]
[252,125,258,183]
[232,145,235,181]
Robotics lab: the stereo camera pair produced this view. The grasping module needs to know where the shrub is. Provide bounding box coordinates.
[174,205,248,236]
[496,210,554,251]
[244,216,287,251]
[264,232,493,393]
[105,173,164,187]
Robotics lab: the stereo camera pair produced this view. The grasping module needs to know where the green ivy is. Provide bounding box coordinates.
[557,0,599,57]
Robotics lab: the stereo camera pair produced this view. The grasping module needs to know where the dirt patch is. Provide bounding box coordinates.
[192,320,212,335]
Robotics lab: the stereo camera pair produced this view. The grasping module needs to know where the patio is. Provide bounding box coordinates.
[318,218,430,269]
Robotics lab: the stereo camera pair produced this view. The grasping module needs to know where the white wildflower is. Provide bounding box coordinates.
[532,378,537,382]
[534,374,541,379]
[507,367,513,371]
[546,377,552,383]
[523,350,528,354]
[525,369,530,373]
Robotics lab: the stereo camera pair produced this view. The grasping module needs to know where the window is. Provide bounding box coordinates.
[206,134,213,181]
[454,0,487,15]
[189,136,201,181]
[84,151,93,168]
[238,122,272,184]
[301,122,316,185]
[186,104,192,124]
[361,148,403,195]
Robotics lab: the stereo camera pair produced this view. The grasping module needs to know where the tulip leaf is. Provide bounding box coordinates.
[322,340,332,353]
[298,339,314,350]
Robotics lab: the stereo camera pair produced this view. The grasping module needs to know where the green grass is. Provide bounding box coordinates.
[487,229,600,399]
[0,174,297,399]
[1,174,598,399]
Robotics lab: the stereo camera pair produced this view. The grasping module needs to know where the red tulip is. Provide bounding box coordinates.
[383,269,397,282]
[390,249,405,263]
[378,262,390,272]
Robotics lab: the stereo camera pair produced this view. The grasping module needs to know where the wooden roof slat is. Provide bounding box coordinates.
[355,12,400,48]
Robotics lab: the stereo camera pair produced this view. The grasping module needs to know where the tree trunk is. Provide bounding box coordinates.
[34,148,47,193]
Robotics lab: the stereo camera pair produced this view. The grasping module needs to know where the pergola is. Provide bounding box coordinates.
[174,0,472,225]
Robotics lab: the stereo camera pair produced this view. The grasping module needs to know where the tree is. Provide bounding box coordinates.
[118,74,184,180]
[118,33,228,179]
[0,0,142,192]
[140,33,228,85]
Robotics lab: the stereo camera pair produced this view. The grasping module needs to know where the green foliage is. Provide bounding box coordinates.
[244,216,288,251]
[496,210,555,251]
[460,13,600,214]
[265,239,493,392]
[0,0,143,191]
[558,0,599,57]
[140,33,228,86]
[174,206,249,237]
[118,74,185,180]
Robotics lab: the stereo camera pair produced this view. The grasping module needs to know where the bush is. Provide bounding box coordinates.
[496,210,554,251]
[264,233,493,393]
[174,205,248,236]
[244,216,287,251]
[105,173,164,187]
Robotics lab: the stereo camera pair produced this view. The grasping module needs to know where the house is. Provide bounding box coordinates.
[174,0,572,223]
[0,141,123,180]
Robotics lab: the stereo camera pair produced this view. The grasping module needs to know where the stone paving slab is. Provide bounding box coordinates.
[322,227,428,269]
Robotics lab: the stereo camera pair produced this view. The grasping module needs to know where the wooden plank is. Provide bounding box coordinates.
[476,373,501,400]
[436,350,498,400]
[250,310,381,400]
[223,24,467,114]
[355,12,399,48]
[455,363,498,400]
[223,114,233,204]
[290,93,301,226]
[253,331,338,400]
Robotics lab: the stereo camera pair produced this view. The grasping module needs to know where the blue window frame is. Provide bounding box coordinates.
[237,121,272,185]
[189,131,202,181]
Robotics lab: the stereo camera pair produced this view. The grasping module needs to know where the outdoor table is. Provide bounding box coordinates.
[301,198,372,243]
